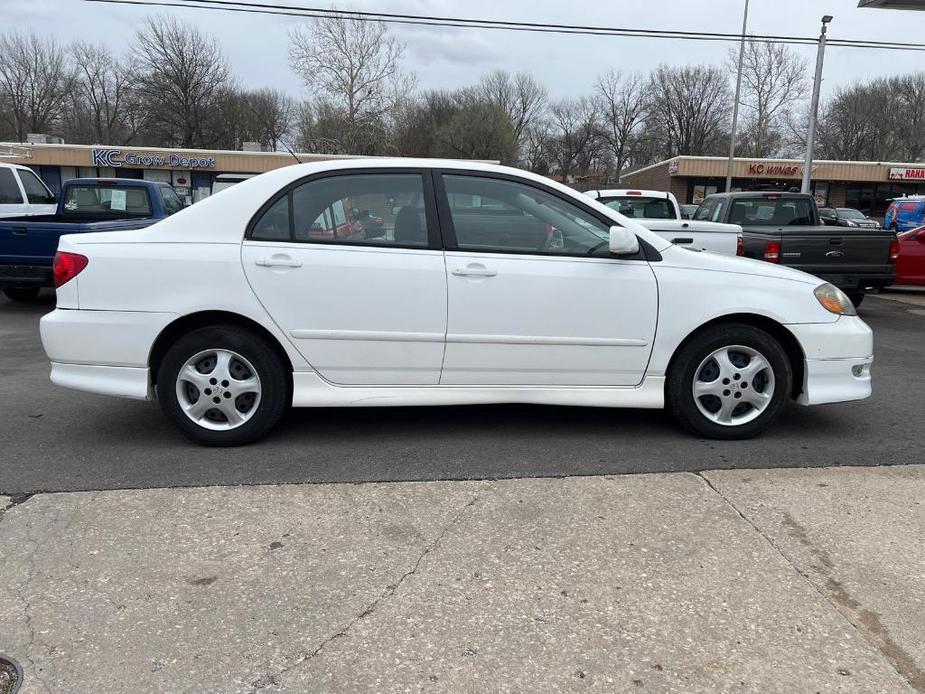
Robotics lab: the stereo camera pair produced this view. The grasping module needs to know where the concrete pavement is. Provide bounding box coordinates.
[1,467,922,693]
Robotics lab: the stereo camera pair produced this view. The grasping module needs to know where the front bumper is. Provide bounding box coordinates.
[786,316,873,406]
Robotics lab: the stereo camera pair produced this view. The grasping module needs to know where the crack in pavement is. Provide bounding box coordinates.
[694,472,922,693]
[248,492,483,692]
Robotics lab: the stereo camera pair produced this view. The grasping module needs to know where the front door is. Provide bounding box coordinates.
[437,173,658,386]
[242,170,447,385]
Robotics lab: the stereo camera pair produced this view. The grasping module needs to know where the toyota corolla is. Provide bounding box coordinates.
[40,159,873,446]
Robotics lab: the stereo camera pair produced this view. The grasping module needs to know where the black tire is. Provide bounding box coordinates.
[156,325,289,446]
[847,292,865,308]
[3,286,40,302]
[667,324,793,440]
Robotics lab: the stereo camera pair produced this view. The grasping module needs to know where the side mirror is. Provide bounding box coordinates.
[609,226,639,255]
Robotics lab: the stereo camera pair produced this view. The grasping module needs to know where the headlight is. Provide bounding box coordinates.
[814,283,857,316]
[845,220,859,227]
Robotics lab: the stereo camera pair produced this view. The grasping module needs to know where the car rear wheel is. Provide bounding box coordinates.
[3,286,40,302]
[157,325,288,446]
[667,324,792,440]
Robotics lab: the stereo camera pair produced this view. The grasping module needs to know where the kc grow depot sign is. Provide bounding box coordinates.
[92,148,216,169]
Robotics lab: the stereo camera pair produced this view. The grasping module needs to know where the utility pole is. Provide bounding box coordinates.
[801,15,833,195]
[725,0,750,193]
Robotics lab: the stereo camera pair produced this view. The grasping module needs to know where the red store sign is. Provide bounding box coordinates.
[889,167,925,180]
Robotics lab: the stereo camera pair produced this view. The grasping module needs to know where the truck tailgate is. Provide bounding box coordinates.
[776,227,893,274]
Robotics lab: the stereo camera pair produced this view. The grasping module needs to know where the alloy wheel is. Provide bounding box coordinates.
[692,345,775,427]
[175,348,262,431]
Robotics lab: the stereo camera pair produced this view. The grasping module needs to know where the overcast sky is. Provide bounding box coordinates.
[4,0,925,101]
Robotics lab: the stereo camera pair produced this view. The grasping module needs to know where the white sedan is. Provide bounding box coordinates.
[40,159,873,446]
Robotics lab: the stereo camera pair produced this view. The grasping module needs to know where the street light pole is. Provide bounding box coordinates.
[725,0,750,193]
[801,15,833,195]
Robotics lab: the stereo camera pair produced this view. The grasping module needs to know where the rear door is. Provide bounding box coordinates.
[242,169,448,385]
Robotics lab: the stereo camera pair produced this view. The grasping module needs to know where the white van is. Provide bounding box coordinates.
[0,162,57,218]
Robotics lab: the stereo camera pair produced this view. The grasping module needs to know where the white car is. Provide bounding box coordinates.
[0,162,57,218]
[585,188,743,256]
[40,159,873,446]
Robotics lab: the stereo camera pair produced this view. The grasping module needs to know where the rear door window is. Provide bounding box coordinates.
[0,168,23,204]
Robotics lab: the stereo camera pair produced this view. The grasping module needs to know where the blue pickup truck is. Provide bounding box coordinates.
[0,178,184,301]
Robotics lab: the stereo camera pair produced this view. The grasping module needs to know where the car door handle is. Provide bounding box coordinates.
[452,266,497,278]
[671,237,694,245]
[11,227,27,236]
[255,256,302,268]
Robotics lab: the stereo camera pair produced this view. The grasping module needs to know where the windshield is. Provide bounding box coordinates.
[599,196,674,219]
[727,198,815,226]
[62,185,153,217]
[837,208,866,220]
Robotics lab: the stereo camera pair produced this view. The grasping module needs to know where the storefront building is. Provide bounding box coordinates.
[621,156,925,219]
[0,142,359,204]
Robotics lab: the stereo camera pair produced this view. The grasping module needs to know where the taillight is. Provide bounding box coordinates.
[736,235,745,256]
[53,251,89,288]
[889,240,900,264]
[763,241,781,263]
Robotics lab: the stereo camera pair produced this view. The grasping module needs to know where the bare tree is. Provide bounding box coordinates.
[595,70,649,181]
[814,73,925,162]
[65,42,135,144]
[131,16,230,147]
[645,64,731,159]
[0,32,74,141]
[546,97,604,181]
[477,70,547,150]
[246,88,294,150]
[289,11,408,153]
[727,41,808,157]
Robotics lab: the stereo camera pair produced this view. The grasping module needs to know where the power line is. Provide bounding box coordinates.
[84,0,925,52]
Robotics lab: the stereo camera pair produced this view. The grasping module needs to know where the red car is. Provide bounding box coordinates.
[894,226,925,286]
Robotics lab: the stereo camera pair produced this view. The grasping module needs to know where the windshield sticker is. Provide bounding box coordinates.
[110,189,126,211]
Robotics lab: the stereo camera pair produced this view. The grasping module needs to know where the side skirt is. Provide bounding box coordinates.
[291,371,666,409]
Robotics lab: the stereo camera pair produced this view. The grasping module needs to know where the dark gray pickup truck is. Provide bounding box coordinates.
[694,192,897,306]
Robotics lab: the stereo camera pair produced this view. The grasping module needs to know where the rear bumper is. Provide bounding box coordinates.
[41,307,176,368]
[786,317,873,405]
[0,263,52,287]
[811,271,895,291]
[49,362,153,400]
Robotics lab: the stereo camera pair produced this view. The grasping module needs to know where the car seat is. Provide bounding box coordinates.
[394,206,427,246]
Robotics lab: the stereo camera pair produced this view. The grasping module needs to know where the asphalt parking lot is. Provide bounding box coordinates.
[1,291,923,496]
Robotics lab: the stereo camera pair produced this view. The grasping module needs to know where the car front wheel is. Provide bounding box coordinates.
[157,325,289,446]
[667,324,792,440]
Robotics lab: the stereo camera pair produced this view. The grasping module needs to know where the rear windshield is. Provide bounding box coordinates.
[727,198,814,226]
[598,196,674,219]
[62,185,152,217]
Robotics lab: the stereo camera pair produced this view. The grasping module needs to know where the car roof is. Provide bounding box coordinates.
[0,161,32,171]
[63,177,157,186]
[118,157,673,251]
